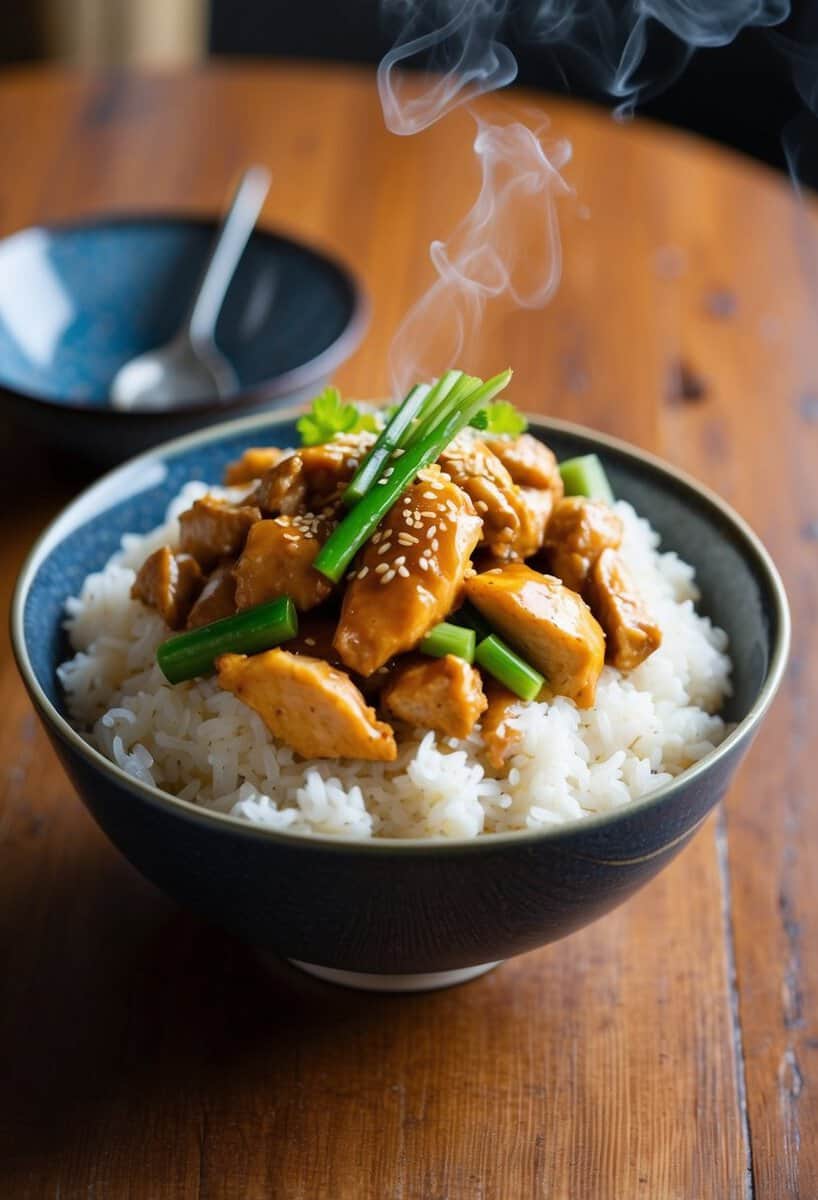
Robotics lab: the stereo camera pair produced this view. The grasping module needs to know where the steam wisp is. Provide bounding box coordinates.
[379,0,812,396]
[389,116,570,395]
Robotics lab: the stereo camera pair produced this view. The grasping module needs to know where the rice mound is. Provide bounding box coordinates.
[58,481,732,840]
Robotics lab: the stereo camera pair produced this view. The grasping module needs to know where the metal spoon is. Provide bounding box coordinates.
[110,165,272,411]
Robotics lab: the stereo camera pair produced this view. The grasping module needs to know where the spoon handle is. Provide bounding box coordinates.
[187,165,272,343]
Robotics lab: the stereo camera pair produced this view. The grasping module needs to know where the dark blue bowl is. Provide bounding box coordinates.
[11,411,789,990]
[0,215,367,462]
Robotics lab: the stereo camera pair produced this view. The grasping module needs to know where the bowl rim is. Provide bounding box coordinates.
[11,404,791,856]
[0,212,369,417]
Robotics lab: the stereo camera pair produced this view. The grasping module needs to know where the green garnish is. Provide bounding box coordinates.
[296,387,378,447]
[313,368,513,583]
[559,453,615,504]
[471,400,528,436]
[156,597,298,684]
[420,622,476,663]
[475,634,545,702]
[343,380,435,508]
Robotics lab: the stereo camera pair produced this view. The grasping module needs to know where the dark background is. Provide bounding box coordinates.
[209,0,817,183]
[0,3,814,183]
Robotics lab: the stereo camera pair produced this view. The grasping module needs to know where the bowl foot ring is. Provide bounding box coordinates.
[288,959,501,992]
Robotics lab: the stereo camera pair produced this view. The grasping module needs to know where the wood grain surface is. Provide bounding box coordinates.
[0,63,815,1199]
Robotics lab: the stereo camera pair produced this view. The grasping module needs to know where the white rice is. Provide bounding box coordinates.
[58,481,731,840]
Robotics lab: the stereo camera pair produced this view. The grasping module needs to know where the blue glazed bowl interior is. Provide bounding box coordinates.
[22,414,784,778]
[0,218,360,407]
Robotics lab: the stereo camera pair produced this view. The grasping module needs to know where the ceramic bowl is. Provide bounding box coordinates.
[0,215,367,462]
[11,410,789,991]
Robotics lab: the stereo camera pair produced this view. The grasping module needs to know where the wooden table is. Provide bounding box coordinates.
[0,63,815,1200]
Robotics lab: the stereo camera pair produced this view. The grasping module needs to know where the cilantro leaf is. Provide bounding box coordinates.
[296,388,378,446]
[471,400,528,436]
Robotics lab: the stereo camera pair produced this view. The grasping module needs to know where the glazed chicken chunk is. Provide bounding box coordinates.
[544,496,623,593]
[252,435,375,518]
[178,496,261,571]
[480,683,523,769]
[484,432,565,496]
[438,435,524,559]
[234,515,334,612]
[131,546,203,630]
[185,561,236,630]
[440,434,556,561]
[465,562,606,708]
[334,467,482,676]
[223,446,285,486]
[381,654,488,740]
[585,548,662,671]
[217,649,397,761]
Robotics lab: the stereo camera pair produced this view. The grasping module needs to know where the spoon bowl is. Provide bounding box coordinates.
[0,214,368,461]
[110,167,270,412]
[110,332,239,411]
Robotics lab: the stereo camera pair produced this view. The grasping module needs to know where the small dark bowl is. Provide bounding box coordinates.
[0,215,367,463]
[11,411,789,990]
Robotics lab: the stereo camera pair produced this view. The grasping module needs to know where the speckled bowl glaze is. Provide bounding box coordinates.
[0,215,367,462]
[11,410,789,990]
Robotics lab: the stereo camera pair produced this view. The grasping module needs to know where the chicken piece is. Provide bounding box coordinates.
[514,486,556,560]
[480,683,523,770]
[217,649,397,761]
[234,516,334,612]
[544,496,623,593]
[252,433,375,518]
[251,453,308,516]
[299,434,374,506]
[585,548,662,671]
[438,435,522,558]
[178,496,261,571]
[223,446,285,486]
[288,617,398,700]
[334,466,482,676]
[465,563,606,708]
[381,654,487,740]
[483,433,564,496]
[131,546,203,630]
[185,562,236,630]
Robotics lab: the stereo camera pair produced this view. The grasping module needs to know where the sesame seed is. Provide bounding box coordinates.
[393,448,405,458]
[431,539,439,551]
[427,524,437,538]
[372,531,382,545]
[377,542,392,555]
[374,562,390,575]
[394,555,406,566]
[304,637,316,646]
[418,558,429,570]
[397,565,410,577]
[382,466,394,479]
[358,565,369,579]
[475,500,488,513]
[397,533,418,545]
[422,491,436,500]
[381,569,396,584]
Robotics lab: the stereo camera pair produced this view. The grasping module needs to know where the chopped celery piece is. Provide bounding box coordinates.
[157,597,298,684]
[475,634,544,702]
[559,453,615,504]
[419,622,476,663]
